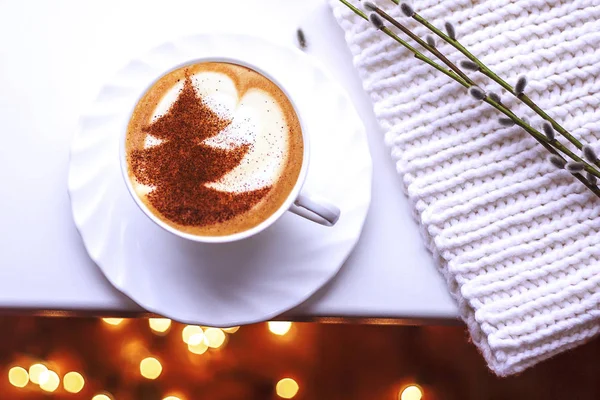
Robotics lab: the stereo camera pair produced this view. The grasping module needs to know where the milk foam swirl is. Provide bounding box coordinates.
[140,71,289,195]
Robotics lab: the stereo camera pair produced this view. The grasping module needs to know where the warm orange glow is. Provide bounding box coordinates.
[276,378,299,399]
[149,318,172,334]
[102,318,124,326]
[122,339,145,360]
[204,328,226,348]
[268,321,292,336]
[63,371,85,393]
[140,357,162,379]
[222,326,240,333]
[39,370,60,392]
[8,366,29,388]
[163,396,182,400]
[29,363,47,384]
[400,385,423,400]
[182,325,203,344]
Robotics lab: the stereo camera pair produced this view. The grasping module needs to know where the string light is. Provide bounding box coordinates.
[29,363,47,384]
[276,378,299,399]
[140,357,162,380]
[222,326,240,333]
[188,340,209,355]
[102,318,124,326]
[39,370,60,392]
[63,371,85,394]
[204,328,226,348]
[400,385,423,400]
[149,318,172,334]
[268,321,292,336]
[182,325,203,344]
[8,366,29,388]
[92,394,113,400]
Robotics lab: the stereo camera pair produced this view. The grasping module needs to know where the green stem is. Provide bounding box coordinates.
[399,34,469,87]
[519,129,600,196]
[577,176,600,197]
[410,10,596,167]
[338,0,469,87]
[519,94,584,149]
[410,12,519,94]
[372,7,473,85]
[493,102,600,179]
[338,0,364,17]
[359,1,599,177]
[338,0,600,197]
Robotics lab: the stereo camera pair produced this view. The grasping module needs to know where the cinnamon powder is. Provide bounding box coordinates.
[129,73,271,227]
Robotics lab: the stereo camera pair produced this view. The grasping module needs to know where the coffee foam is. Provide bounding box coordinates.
[126,62,304,237]
[137,71,289,195]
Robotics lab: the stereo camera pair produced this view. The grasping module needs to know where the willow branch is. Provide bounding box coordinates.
[337,0,600,197]
[403,4,595,168]
[368,4,473,85]
[338,0,469,87]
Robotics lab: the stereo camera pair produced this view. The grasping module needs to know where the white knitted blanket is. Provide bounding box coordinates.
[330,0,600,376]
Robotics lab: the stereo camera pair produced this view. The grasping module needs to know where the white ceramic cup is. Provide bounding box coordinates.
[120,58,341,243]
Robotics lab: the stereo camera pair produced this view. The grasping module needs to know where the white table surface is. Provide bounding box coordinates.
[0,0,458,322]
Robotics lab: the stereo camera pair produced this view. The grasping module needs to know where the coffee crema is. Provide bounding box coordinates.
[125,62,304,236]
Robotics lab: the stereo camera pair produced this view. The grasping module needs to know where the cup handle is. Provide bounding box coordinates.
[289,192,340,226]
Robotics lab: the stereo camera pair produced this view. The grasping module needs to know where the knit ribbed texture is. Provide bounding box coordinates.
[331,0,600,376]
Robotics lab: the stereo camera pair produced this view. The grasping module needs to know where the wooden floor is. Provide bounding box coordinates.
[0,318,598,399]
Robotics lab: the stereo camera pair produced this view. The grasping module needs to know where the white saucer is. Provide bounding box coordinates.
[68,34,372,327]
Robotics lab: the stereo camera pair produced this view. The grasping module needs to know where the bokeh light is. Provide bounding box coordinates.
[163,396,182,400]
[204,328,226,348]
[39,370,60,392]
[38,370,50,385]
[63,371,85,393]
[102,318,124,326]
[92,394,113,400]
[8,366,29,388]
[188,339,209,355]
[149,318,172,334]
[29,363,47,384]
[182,325,203,344]
[276,378,299,399]
[268,321,292,336]
[140,357,162,380]
[222,326,240,333]
[400,385,423,400]
[188,332,204,346]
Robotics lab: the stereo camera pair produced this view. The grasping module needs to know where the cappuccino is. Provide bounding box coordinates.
[125,62,303,236]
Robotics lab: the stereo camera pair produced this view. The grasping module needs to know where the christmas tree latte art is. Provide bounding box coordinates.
[125,62,303,236]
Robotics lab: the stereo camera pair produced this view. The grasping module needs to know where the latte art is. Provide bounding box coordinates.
[140,71,289,195]
[125,62,303,237]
